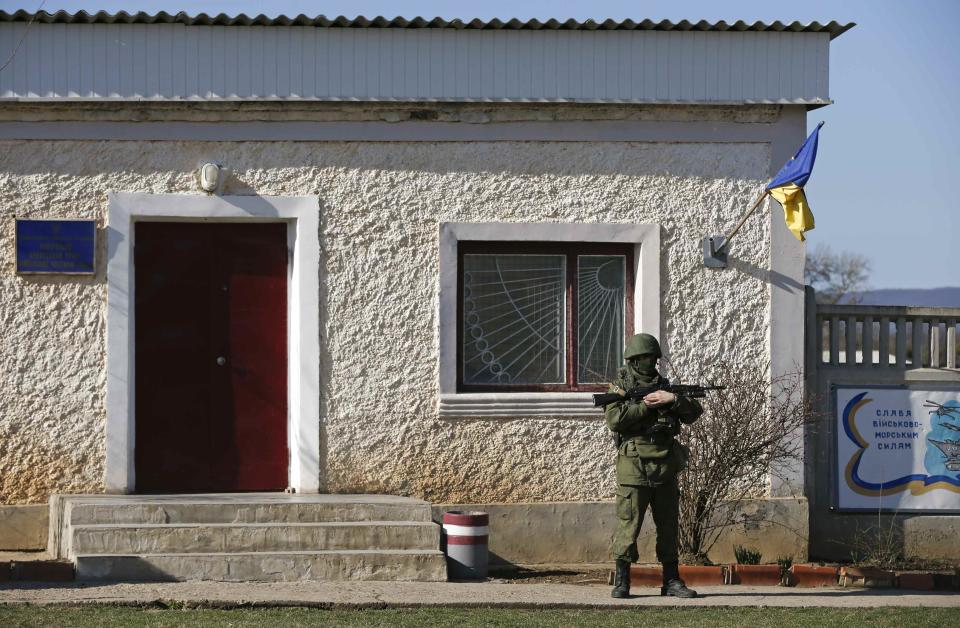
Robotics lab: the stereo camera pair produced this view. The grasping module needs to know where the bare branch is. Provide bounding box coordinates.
[675,361,824,563]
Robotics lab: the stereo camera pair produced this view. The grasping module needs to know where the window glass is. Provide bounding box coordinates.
[462,254,565,385]
[577,255,626,383]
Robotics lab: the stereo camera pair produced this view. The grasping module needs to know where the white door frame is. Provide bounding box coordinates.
[105,192,320,493]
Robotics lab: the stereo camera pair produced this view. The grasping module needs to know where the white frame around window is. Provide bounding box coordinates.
[105,192,321,494]
[438,222,661,418]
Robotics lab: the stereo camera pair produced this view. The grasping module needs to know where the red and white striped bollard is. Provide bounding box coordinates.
[442,510,489,579]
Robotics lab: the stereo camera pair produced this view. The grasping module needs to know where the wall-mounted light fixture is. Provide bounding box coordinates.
[198,162,222,193]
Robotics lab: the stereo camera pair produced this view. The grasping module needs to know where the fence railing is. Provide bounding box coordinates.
[812,304,959,369]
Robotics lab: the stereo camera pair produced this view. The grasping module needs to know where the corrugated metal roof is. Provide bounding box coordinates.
[0,12,845,105]
[0,10,855,39]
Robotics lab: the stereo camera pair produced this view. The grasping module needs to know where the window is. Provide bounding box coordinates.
[457,242,634,392]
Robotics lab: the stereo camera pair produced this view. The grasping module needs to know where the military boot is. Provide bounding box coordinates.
[611,559,631,598]
[660,562,697,598]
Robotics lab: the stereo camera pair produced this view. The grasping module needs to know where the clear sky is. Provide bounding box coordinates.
[3,0,958,290]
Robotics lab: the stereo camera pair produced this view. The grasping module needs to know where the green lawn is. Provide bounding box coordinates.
[1,606,959,628]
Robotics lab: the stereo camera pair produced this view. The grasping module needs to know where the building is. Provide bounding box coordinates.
[0,10,859,576]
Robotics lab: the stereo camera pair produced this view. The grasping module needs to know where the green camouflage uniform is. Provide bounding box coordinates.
[605,334,703,563]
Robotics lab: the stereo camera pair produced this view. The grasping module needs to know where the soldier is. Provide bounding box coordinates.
[605,333,702,599]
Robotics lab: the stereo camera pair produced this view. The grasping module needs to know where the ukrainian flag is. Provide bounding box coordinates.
[766,122,823,241]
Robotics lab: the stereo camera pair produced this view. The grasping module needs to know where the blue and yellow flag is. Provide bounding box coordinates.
[766,122,823,241]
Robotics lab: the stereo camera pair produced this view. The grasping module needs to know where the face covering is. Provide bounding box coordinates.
[627,355,658,382]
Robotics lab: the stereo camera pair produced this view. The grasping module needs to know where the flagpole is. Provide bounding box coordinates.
[714,190,770,254]
[704,121,823,267]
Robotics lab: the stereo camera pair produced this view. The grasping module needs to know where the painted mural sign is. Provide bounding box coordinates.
[837,387,960,511]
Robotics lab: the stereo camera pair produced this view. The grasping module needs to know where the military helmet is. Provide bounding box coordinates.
[623,333,661,359]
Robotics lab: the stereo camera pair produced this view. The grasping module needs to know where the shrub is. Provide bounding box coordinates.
[675,361,821,563]
[776,555,794,577]
[734,545,763,565]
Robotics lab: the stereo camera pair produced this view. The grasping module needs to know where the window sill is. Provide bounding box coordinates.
[439,392,603,418]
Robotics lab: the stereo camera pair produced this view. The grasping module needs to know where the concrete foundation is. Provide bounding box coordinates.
[0,505,47,550]
[434,497,809,565]
[903,517,960,562]
[711,497,809,564]
[29,494,956,567]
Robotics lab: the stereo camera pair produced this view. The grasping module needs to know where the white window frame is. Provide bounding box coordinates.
[438,222,661,418]
[105,192,320,494]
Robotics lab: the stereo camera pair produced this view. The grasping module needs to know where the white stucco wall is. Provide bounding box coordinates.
[0,109,780,504]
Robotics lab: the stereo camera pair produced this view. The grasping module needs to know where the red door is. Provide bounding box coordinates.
[134,222,288,492]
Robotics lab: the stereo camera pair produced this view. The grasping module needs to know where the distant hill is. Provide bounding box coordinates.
[849,287,960,307]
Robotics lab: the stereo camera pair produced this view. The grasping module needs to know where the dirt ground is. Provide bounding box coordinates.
[489,563,613,585]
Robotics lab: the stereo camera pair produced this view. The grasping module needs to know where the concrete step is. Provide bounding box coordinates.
[51,494,448,582]
[71,521,440,554]
[74,549,448,582]
[64,495,432,526]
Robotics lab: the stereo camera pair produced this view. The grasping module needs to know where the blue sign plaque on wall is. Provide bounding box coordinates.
[16,219,96,274]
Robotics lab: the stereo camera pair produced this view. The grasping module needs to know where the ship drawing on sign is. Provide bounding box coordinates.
[928,439,960,472]
[924,400,960,473]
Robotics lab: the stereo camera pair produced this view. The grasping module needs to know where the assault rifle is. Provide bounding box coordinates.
[592,383,725,408]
